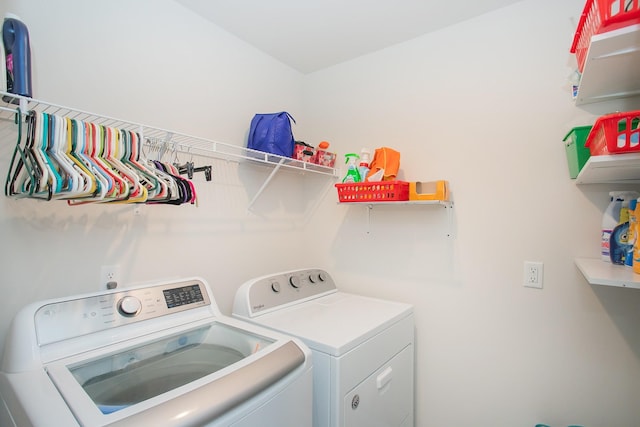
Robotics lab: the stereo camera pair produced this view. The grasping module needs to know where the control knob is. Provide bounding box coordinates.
[118,296,142,317]
[289,276,301,288]
[308,272,326,284]
[271,282,281,293]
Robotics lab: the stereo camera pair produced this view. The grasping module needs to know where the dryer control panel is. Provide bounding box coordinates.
[34,279,212,346]
[233,268,337,317]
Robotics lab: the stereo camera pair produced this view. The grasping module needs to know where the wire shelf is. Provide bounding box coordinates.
[0,92,338,178]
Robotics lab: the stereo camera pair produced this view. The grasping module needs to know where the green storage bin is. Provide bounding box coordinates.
[563,125,592,179]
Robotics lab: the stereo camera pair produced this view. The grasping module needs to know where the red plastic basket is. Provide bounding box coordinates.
[335,181,409,203]
[585,110,640,155]
[570,0,640,72]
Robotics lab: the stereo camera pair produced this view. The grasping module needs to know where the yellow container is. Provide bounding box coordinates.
[633,199,640,274]
[408,180,449,201]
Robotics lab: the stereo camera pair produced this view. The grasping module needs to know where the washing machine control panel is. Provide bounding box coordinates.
[238,268,337,316]
[34,279,212,346]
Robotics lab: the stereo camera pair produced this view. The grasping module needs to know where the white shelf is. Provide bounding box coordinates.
[576,24,640,106]
[572,19,640,290]
[575,152,640,184]
[338,199,454,236]
[575,257,640,289]
[0,92,337,179]
[0,92,337,209]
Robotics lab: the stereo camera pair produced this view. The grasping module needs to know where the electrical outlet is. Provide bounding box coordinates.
[523,261,543,289]
[100,265,120,290]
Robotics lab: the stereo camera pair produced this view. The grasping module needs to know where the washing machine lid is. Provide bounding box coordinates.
[241,292,413,356]
[46,319,307,426]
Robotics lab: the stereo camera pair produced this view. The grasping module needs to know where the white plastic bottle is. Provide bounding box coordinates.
[358,148,371,183]
[602,191,639,262]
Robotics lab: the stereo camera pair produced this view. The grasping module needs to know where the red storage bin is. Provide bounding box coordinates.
[585,110,640,155]
[570,0,640,72]
[335,181,409,203]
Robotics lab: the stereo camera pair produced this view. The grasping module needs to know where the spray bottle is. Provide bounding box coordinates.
[342,153,361,183]
[358,148,371,182]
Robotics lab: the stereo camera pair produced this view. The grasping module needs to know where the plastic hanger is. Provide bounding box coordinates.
[5,108,204,206]
[65,117,96,195]
[70,119,106,199]
[84,121,113,197]
[67,120,114,206]
[91,123,129,201]
[121,130,162,200]
[34,112,59,197]
[4,108,45,198]
[103,126,146,203]
[50,114,85,199]
[43,112,70,195]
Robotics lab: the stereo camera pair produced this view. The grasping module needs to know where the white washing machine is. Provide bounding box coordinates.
[0,277,313,427]
[232,268,414,427]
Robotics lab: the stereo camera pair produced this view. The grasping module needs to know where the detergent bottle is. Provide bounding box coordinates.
[626,198,638,267]
[0,30,5,92]
[633,198,640,273]
[342,153,361,183]
[358,148,371,182]
[602,191,639,263]
[2,14,32,98]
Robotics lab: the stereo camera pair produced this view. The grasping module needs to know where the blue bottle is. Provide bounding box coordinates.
[2,15,32,97]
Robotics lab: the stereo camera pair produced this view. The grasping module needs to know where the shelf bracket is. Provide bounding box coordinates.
[362,201,454,237]
[154,132,174,161]
[366,204,373,234]
[247,158,285,211]
[445,201,454,238]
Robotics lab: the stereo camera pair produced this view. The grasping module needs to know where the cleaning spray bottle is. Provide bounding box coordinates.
[342,153,361,183]
[358,148,371,182]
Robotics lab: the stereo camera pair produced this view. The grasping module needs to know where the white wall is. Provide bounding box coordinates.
[302,0,640,426]
[0,0,322,345]
[1,0,640,426]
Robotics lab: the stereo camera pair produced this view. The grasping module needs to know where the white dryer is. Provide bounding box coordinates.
[0,277,313,427]
[232,268,414,427]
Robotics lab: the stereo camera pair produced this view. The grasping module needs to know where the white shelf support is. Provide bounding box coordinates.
[355,200,453,236]
[247,158,285,211]
[445,201,454,238]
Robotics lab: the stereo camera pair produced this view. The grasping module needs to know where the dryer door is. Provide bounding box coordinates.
[343,344,414,427]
